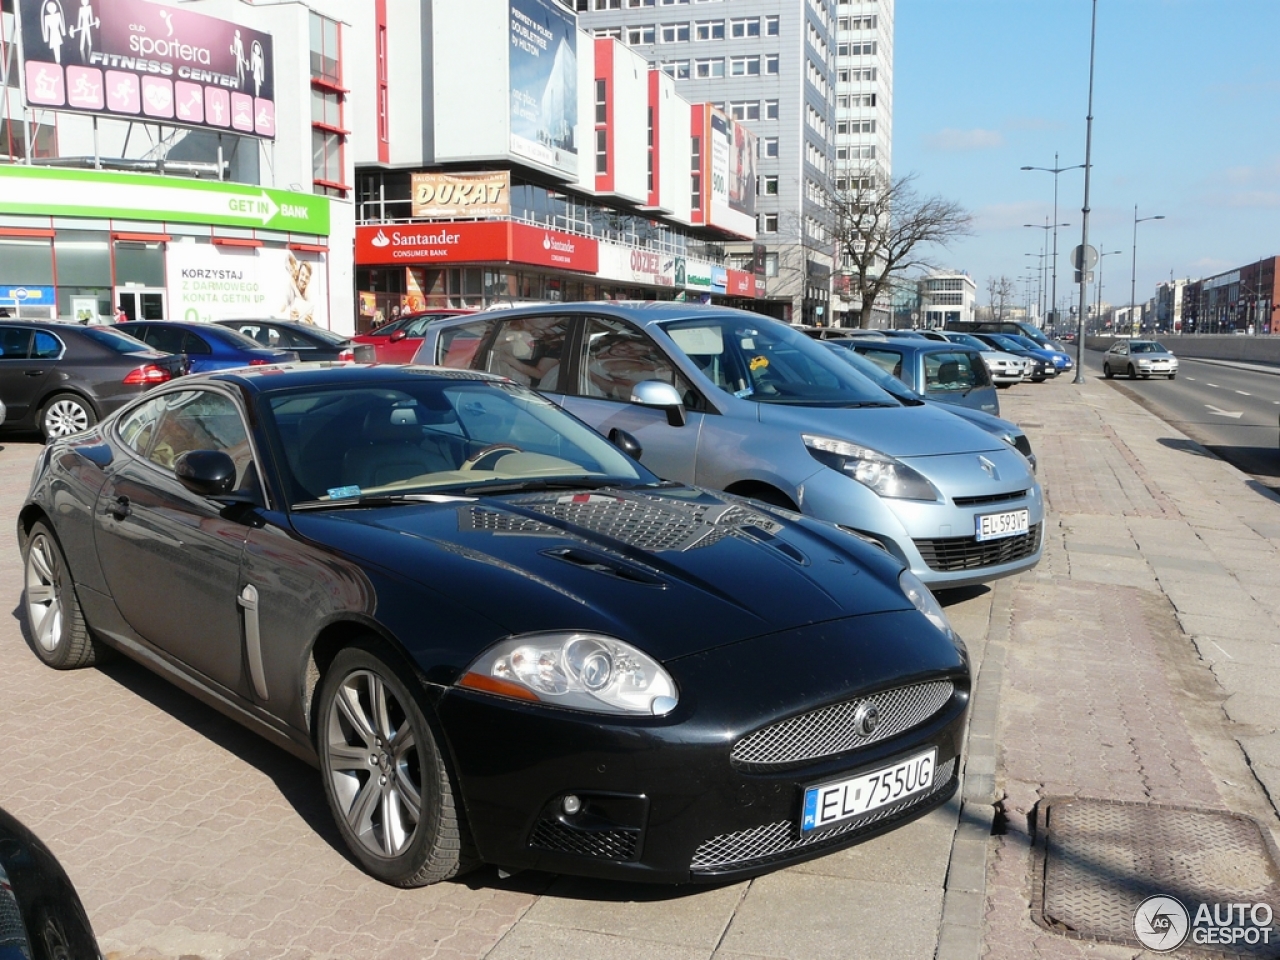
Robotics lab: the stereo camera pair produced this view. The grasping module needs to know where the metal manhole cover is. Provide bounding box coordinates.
[1033,798,1280,957]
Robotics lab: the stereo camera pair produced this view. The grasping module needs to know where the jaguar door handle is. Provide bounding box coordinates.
[107,496,130,520]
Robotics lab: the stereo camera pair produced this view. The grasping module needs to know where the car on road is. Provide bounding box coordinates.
[19,362,970,888]
[1102,339,1178,379]
[416,303,1044,589]
[823,342,1035,471]
[349,309,472,363]
[937,332,1031,386]
[0,320,186,441]
[827,338,1000,415]
[0,806,102,959]
[119,320,297,373]
[215,319,356,363]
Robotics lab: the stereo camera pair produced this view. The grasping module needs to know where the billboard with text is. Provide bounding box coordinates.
[20,0,276,138]
[508,0,577,177]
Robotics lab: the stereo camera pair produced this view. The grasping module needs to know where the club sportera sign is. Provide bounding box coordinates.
[19,0,277,138]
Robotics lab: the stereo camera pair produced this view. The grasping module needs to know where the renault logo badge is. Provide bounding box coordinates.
[978,455,999,480]
[853,703,881,737]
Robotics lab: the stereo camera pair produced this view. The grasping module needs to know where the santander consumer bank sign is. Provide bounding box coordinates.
[356,222,597,273]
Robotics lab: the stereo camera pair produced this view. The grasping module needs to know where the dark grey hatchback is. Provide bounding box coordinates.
[0,321,186,441]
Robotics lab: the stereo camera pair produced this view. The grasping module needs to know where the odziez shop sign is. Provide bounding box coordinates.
[356,222,598,273]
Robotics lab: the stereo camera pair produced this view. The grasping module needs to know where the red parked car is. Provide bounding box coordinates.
[350,309,472,363]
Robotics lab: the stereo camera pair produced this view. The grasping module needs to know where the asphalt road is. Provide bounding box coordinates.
[1083,347,1280,487]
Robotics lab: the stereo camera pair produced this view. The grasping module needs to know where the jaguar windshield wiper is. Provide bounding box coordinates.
[458,477,638,496]
[291,492,471,512]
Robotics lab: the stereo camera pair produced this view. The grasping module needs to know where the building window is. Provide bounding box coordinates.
[765,15,780,36]
[759,213,778,233]
[690,137,702,212]
[309,12,346,197]
[309,11,340,85]
[730,17,760,38]
[694,20,725,40]
[729,56,760,77]
[760,175,778,195]
[764,99,779,119]
[729,100,760,121]
[627,24,655,45]
[594,0,622,9]
[660,22,690,42]
[594,26,622,39]
[595,79,607,124]
[596,129,608,174]
[693,58,724,78]
[760,137,778,158]
[764,54,779,74]
[661,60,691,78]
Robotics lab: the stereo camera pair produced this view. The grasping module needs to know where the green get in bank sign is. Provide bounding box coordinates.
[0,166,329,235]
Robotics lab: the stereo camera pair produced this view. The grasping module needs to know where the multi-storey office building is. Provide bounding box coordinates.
[0,0,352,326]
[918,271,976,328]
[577,0,893,326]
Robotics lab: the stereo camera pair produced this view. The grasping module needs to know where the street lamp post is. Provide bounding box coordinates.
[1024,220,1071,331]
[1071,0,1099,383]
[1022,152,1085,332]
[1024,251,1048,323]
[1130,207,1165,334]
[1095,248,1123,332]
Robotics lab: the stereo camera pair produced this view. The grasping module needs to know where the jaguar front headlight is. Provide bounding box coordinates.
[803,434,940,501]
[899,570,964,657]
[458,632,678,716]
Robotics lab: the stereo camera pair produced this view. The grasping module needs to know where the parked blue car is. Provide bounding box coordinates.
[1001,334,1074,375]
[119,320,297,373]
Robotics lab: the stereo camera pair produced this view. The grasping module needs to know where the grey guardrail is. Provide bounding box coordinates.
[1084,334,1280,366]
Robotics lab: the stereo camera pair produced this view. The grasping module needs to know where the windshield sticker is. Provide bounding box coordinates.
[668,325,724,355]
[326,485,361,500]
[749,355,769,372]
[734,386,754,398]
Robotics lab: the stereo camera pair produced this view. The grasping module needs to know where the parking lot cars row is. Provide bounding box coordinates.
[412,303,1044,590]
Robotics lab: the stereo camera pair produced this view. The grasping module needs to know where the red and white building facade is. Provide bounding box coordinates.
[346,0,762,326]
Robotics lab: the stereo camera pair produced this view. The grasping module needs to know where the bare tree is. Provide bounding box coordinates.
[986,275,1016,320]
[830,170,973,328]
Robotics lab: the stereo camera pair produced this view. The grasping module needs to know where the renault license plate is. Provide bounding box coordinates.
[975,508,1029,542]
[801,749,936,835]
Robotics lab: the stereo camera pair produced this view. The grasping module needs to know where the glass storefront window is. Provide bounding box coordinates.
[114,241,165,286]
[54,231,111,286]
[59,287,111,323]
[0,237,53,285]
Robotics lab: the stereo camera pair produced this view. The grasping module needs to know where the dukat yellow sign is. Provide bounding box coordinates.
[411,172,511,219]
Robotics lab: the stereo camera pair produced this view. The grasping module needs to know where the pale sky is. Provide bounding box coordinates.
[894,0,1280,314]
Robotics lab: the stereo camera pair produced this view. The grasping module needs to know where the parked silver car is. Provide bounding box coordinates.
[415,303,1043,589]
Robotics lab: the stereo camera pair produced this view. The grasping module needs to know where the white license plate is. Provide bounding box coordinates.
[975,508,1029,542]
[801,749,936,835]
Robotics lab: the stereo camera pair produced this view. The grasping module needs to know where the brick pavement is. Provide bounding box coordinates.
[980,373,1280,959]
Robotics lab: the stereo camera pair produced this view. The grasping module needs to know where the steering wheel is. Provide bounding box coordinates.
[460,444,523,471]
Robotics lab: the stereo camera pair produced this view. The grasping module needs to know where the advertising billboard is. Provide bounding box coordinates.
[596,242,675,288]
[19,0,276,139]
[167,245,327,325]
[508,0,578,177]
[704,105,757,239]
[411,172,511,220]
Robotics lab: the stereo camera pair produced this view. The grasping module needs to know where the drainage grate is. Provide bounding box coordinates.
[1034,798,1280,957]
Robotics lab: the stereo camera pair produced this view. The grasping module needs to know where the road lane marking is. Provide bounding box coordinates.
[1236,391,1251,396]
[1205,404,1244,418]
[1206,383,1219,388]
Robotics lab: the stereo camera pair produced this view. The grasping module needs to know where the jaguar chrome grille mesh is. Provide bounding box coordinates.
[690,757,957,872]
[914,523,1041,572]
[731,681,955,768]
[529,819,640,862]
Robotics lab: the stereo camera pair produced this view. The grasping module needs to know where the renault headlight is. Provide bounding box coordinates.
[458,632,678,716]
[803,434,940,501]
